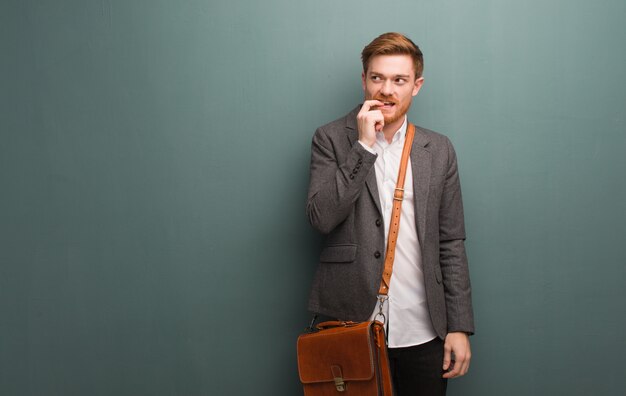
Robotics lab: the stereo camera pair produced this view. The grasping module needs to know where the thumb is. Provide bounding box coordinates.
[442,342,452,370]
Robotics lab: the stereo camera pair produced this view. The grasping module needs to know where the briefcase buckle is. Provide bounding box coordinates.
[331,365,345,392]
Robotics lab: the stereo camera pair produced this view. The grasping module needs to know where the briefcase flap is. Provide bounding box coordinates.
[297,321,378,384]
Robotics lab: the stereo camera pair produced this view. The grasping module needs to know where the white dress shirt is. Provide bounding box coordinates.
[360,117,438,348]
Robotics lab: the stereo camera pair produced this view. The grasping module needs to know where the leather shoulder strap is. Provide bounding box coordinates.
[378,123,415,295]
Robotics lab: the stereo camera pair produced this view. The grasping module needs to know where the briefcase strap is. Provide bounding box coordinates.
[378,122,415,296]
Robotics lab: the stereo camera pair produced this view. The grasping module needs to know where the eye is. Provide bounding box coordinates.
[371,75,381,82]
[395,78,406,84]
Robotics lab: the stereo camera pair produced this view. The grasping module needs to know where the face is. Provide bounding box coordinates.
[362,54,424,126]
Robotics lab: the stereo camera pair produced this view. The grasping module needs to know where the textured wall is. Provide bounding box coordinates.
[1,1,625,394]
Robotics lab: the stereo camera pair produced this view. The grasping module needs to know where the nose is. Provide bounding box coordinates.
[380,79,393,96]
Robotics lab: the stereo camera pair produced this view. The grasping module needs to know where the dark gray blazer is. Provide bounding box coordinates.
[306,106,474,339]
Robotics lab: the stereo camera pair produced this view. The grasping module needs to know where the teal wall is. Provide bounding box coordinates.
[2,1,625,395]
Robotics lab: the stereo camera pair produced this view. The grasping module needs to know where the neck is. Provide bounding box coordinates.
[382,117,406,143]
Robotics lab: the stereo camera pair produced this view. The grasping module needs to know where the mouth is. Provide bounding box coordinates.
[375,99,396,110]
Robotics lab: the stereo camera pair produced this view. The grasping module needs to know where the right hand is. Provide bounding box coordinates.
[356,100,384,147]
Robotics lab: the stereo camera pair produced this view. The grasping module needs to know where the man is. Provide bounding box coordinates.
[306,32,474,395]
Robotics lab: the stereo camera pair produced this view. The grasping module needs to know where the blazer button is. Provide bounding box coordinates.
[374,251,381,259]
[352,169,358,174]
[375,219,382,227]
[349,174,355,179]
[358,159,363,164]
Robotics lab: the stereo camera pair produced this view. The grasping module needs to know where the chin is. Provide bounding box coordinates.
[384,113,404,125]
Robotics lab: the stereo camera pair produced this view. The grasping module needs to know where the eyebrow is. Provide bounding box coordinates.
[369,72,411,79]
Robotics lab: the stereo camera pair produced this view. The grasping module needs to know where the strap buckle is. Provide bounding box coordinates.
[375,295,388,324]
[393,187,404,201]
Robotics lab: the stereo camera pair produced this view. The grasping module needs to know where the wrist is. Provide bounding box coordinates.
[358,140,376,154]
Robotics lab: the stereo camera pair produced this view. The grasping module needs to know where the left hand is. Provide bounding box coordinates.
[442,332,471,378]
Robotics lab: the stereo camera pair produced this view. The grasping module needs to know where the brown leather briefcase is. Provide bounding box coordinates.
[297,321,393,395]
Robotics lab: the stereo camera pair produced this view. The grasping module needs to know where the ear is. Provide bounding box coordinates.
[361,71,366,91]
[412,77,424,97]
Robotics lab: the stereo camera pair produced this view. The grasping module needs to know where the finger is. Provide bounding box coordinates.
[368,110,384,130]
[455,345,471,376]
[443,352,470,378]
[443,358,464,378]
[360,100,384,113]
[459,353,471,376]
[461,360,470,376]
[457,360,469,377]
[442,361,460,378]
[375,116,384,131]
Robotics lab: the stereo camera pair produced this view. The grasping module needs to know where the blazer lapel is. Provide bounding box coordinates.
[410,127,431,245]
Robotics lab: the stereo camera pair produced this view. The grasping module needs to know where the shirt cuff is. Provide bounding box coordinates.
[358,140,376,154]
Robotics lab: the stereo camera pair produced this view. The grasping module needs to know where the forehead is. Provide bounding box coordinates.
[366,54,415,76]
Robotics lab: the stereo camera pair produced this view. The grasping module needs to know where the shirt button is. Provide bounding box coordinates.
[374,251,381,259]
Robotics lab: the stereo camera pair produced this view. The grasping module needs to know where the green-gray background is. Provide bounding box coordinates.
[2,0,625,395]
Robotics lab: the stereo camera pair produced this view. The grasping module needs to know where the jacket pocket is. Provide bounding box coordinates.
[320,244,357,263]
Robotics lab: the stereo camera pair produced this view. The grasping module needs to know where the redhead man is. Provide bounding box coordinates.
[306,32,474,395]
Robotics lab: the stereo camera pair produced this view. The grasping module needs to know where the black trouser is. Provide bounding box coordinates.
[387,337,448,396]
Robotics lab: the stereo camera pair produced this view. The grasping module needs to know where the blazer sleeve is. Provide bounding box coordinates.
[439,137,475,334]
[306,126,377,235]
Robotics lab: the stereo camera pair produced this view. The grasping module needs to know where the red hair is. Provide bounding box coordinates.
[361,32,424,78]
